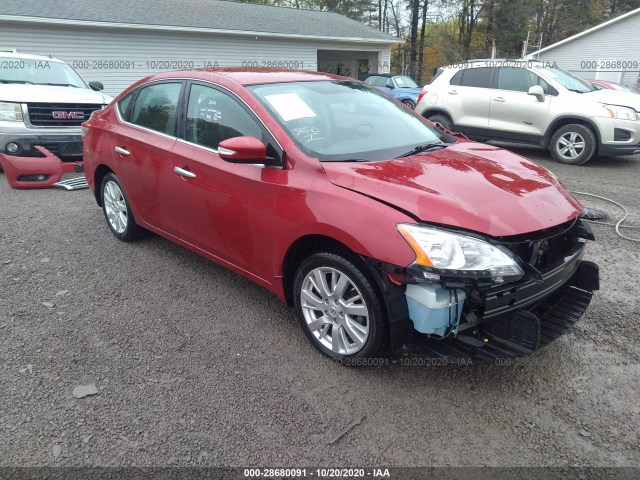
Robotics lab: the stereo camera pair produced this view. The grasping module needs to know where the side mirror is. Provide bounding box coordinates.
[527,85,545,102]
[218,136,267,164]
[88,81,104,91]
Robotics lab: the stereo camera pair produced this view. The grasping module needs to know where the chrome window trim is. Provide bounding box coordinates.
[114,77,284,157]
[114,80,183,140]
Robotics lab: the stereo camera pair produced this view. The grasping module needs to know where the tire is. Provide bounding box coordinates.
[549,124,597,165]
[100,172,142,241]
[427,114,453,131]
[293,252,386,362]
[402,99,416,109]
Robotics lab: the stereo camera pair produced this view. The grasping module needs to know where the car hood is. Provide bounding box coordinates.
[587,89,640,110]
[0,84,112,104]
[322,141,583,237]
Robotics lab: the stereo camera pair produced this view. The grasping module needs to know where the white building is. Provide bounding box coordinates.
[527,7,640,88]
[0,0,400,96]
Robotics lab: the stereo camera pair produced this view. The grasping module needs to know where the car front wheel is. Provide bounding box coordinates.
[549,124,597,165]
[101,172,142,241]
[293,252,386,361]
[426,113,453,131]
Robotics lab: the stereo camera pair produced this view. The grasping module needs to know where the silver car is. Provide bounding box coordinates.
[416,59,640,165]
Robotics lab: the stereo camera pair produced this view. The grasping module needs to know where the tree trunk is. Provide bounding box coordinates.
[417,0,429,84]
[409,0,420,78]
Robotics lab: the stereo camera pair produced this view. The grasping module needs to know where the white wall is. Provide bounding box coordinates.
[529,12,640,87]
[0,22,391,96]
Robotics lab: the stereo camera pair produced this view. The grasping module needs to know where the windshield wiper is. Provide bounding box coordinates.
[396,142,448,158]
[37,82,80,88]
[0,80,35,84]
[566,88,588,94]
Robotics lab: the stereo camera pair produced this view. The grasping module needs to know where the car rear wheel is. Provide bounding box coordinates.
[101,172,141,241]
[549,124,596,165]
[402,99,416,109]
[427,114,453,131]
[293,252,386,361]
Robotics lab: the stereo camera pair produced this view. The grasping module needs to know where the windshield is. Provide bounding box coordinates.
[0,56,87,88]
[534,65,593,93]
[249,81,447,162]
[394,76,419,88]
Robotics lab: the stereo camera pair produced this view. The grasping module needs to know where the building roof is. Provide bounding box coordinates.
[528,7,640,56]
[0,0,401,44]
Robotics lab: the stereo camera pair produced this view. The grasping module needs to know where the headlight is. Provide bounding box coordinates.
[603,104,637,121]
[0,102,24,122]
[398,224,524,283]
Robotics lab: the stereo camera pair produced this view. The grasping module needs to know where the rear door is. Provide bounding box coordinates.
[488,68,552,142]
[445,67,495,136]
[114,81,184,233]
[170,82,283,281]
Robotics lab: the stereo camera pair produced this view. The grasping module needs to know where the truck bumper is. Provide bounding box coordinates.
[0,146,83,189]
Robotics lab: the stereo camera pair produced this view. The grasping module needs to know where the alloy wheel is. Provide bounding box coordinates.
[556,132,586,161]
[103,180,128,234]
[300,267,370,355]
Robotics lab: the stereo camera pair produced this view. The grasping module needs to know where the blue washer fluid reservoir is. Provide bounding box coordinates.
[405,284,466,337]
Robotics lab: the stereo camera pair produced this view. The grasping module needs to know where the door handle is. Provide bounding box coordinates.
[114,146,130,155]
[493,97,505,102]
[448,90,458,95]
[174,166,196,179]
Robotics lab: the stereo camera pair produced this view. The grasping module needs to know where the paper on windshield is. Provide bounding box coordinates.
[264,93,317,121]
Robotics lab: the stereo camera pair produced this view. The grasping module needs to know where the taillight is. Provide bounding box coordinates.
[417,90,427,105]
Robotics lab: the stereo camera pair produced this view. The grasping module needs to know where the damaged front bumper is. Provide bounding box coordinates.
[370,219,600,361]
[0,146,84,189]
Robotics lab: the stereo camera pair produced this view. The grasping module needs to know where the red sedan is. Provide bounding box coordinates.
[587,79,637,92]
[82,69,599,362]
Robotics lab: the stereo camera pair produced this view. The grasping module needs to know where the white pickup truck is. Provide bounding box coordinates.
[0,52,112,188]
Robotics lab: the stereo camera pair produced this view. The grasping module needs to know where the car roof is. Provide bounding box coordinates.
[148,68,347,86]
[0,51,66,63]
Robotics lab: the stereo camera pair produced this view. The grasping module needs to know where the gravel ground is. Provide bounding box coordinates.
[1,151,639,468]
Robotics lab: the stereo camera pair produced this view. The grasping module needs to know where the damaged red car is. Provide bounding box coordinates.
[82,70,599,362]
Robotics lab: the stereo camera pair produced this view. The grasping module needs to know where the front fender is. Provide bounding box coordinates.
[273,184,418,281]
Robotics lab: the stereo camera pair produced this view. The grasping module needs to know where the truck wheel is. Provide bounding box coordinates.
[550,124,596,165]
[293,252,386,362]
[427,114,453,131]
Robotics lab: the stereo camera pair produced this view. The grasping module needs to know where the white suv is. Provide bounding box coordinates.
[416,59,640,165]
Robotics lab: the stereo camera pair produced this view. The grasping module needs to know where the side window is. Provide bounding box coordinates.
[450,70,463,86]
[185,84,262,150]
[459,67,493,88]
[537,76,551,94]
[117,91,134,121]
[366,76,385,87]
[130,83,182,135]
[497,68,538,92]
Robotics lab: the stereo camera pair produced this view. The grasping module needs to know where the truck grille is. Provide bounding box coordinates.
[27,103,103,127]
